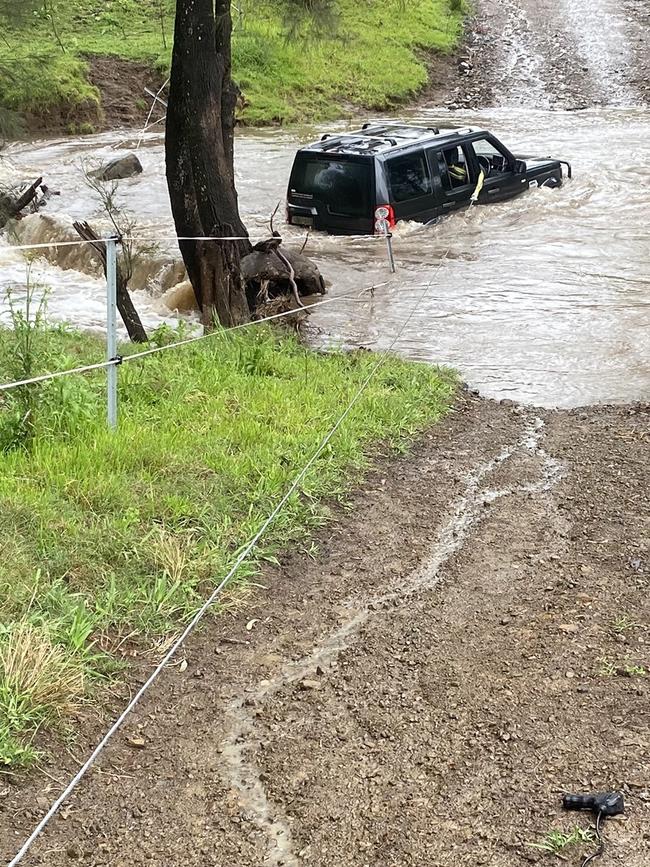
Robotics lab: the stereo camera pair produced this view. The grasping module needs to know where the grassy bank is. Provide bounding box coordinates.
[0,0,464,130]
[0,321,456,769]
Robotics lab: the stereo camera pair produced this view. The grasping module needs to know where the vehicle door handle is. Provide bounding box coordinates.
[487,188,501,194]
[442,202,455,208]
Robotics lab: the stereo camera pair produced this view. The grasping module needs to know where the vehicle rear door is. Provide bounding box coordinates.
[468,136,529,203]
[383,151,438,224]
[287,155,374,234]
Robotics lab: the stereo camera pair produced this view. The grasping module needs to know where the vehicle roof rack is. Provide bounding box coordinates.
[360,122,439,138]
[305,122,483,156]
[319,134,398,153]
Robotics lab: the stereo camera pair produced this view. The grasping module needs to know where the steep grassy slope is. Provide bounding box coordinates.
[0,0,464,130]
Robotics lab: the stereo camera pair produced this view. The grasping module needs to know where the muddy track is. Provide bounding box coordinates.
[443,0,649,110]
[220,413,564,866]
[2,394,647,866]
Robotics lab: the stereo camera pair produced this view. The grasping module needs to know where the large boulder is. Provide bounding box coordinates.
[89,153,143,182]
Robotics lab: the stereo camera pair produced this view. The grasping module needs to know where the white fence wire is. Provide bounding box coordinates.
[5,243,448,867]
[4,232,386,252]
[0,231,397,425]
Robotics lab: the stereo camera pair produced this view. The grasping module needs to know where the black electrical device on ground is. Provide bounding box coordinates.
[562,791,625,866]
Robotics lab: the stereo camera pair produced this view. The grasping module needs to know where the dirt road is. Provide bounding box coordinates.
[444,0,649,110]
[2,395,648,866]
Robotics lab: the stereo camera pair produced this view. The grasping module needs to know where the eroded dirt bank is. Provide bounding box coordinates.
[2,394,647,866]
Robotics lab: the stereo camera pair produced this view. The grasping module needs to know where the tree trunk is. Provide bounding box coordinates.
[166,0,252,329]
[215,0,238,185]
[73,221,148,343]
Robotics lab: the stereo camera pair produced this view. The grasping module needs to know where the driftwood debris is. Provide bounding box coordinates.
[0,177,48,229]
[72,221,148,343]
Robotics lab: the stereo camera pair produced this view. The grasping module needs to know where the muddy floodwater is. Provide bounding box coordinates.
[2,103,649,408]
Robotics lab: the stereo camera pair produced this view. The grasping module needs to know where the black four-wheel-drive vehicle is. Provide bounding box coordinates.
[286,122,571,235]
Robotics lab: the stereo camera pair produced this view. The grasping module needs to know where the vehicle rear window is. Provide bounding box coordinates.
[387,153,432,202]
[290,158,371,217]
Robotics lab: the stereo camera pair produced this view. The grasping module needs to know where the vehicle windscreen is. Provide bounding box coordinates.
[290,158,372,217]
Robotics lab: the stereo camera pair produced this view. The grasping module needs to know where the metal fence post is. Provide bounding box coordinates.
[106,237,118,429]
[383,221,396,273]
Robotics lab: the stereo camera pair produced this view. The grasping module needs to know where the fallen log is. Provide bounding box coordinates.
[9,176,43,215]
[72,221,148,343]
[0,176,43,229]
[241,243,326,312]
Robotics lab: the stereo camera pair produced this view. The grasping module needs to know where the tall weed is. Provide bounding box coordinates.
[0,270,100,450]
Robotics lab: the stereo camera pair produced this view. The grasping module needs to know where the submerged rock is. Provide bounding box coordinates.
[89,153,143,182]
[161,279,198,313]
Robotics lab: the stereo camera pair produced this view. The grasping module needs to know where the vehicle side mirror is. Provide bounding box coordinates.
[514,159,526,174]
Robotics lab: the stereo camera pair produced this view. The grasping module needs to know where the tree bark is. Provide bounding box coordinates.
[215,0,238,183]
[166,0,252,329]
[73,221,148,343]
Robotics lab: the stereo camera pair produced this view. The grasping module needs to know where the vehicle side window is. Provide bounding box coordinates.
[436,145,472,191]
[471,138,514,176]
[386,153,432,202]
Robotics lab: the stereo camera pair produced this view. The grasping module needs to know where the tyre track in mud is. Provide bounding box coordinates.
[256,403,648,867]
[220,414,564,866]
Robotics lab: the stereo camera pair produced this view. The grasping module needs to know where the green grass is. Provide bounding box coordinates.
[600,657,647,678]
[0,321,456,767]
[0,0,464,127]
[529,827,596,856]
[610,615,640,634]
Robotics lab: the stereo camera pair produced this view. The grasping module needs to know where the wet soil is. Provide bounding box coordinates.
[85,57,167,133]
[22,97,102,139]
[2,394,648,866]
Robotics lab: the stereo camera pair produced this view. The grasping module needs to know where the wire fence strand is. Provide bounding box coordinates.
[0,358,119,392]
[0,281,389,394]
[5,252,447,867]
[121,282,389,364]
[0,232,385,253]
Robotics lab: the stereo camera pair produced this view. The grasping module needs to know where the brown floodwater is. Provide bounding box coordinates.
[0,103,648,407]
